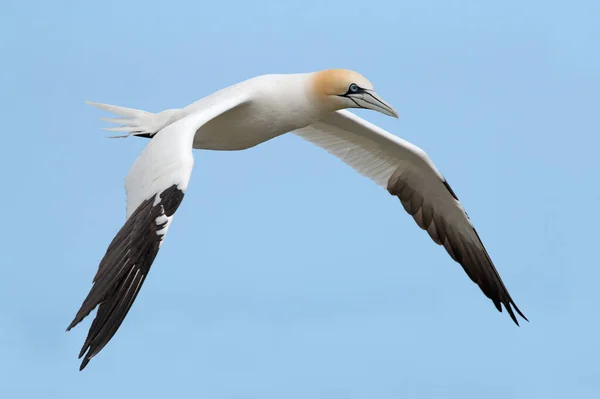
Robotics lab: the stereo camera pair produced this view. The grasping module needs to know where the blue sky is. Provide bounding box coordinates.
[1,0,599,397]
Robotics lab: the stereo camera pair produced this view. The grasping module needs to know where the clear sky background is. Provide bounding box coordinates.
[1,0,599,397]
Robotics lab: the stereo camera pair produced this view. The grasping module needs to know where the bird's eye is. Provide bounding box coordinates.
[349,83,359,93]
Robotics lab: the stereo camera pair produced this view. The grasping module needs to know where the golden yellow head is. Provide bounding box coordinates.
[312,69,374,97]
[310,69,398,117]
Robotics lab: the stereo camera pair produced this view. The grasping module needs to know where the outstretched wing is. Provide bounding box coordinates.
[68,95,249,370]
[294,110,527,324]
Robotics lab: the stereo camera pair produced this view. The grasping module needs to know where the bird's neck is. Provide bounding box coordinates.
[255,74,333,130]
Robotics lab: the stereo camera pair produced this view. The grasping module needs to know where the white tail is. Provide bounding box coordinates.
[85,101,181,138]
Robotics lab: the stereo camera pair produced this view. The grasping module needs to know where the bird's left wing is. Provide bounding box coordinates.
[67,94,249,370]
[293,110,527,324]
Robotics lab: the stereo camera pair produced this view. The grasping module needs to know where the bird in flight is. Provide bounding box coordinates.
[68,69,527,370]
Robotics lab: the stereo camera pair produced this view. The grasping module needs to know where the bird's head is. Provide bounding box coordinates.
[310,69,398,118]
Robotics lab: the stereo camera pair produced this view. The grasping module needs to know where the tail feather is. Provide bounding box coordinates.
[85,101,151,118]
[85,100,181,139]
[99,117,135,125]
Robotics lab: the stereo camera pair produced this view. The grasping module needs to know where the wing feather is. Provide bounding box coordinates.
[68,95,249,370]
[294,110,527,324]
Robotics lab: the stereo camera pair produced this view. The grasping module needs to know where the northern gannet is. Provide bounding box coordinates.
[68,69,527,370]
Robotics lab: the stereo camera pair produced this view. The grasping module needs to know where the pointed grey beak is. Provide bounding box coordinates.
[349,90,398,118]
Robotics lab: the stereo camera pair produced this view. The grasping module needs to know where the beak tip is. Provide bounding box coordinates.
[357,91,398,119]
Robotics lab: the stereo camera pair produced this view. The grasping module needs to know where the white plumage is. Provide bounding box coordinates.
[68,68,526,371]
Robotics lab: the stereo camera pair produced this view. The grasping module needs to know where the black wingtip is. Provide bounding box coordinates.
[507,307,520,326]
[66,319,78,332]
[512,302,529,323]
[78,346,92,370]
[502,301,528,326]
[492,300,502,312]
[78,345,88,359]
[79,357,90,371]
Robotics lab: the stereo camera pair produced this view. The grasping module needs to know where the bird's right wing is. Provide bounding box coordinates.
[67,94,250,371]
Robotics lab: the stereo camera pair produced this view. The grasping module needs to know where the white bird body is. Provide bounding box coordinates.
[69,68,527,371]
[146,73,325,151]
